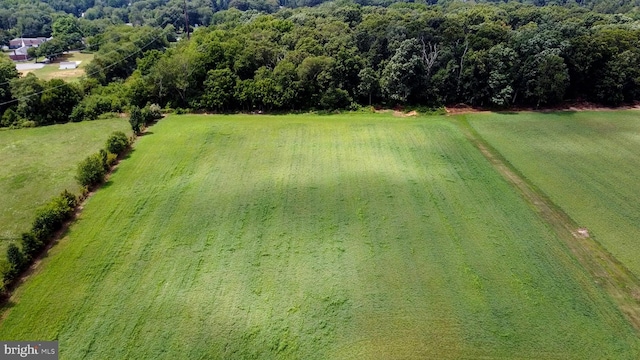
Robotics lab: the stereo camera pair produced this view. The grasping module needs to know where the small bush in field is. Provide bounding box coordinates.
[106,131,129,155]
[76,153,107,188]
[149,104,162,120]
[31,190,76,242]
[99,149,109,171]
[6,243,24,278]
[20,232,41,260]
[129,106,142,134]
[0,257,10,292]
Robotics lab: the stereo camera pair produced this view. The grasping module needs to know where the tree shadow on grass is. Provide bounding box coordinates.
[0,298,15,314]
[119,148,135,161]
[551,110,578,116]
[100,180,115,190]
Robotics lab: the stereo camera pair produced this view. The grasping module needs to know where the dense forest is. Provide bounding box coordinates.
[1,0,640,41]
[2,0,640,127]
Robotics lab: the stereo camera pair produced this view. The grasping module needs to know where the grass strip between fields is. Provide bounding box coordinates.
[454,114,640,332]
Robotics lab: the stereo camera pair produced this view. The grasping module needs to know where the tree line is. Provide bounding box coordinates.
[85,3,640,113]
[1,0,639,45]
[3,1,640,128]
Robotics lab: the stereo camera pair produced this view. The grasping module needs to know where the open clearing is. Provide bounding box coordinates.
[466,111,640,279]
[0,113,638,358]
[19,52,94,81]
[0,119,130,254]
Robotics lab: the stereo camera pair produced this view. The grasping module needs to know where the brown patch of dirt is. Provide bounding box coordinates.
[445,104,490,115]
[572,228,590,239]
[543,100,640,112]
[445,101,640,115]
[392,110,419,117]
[44,69,85,80]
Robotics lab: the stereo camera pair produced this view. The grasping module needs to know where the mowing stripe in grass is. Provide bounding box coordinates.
[457,112,640,331]
[1,114,639,358]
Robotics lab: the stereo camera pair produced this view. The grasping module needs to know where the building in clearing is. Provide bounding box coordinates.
[9,46,29,61]
[9,37,48,49]
[8,37,53,61]
[59,62,77,70]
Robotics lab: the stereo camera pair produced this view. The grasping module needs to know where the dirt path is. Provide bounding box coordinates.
[454,116,640,332]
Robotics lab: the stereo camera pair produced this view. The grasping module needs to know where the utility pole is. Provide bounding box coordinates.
[183,0,190,40]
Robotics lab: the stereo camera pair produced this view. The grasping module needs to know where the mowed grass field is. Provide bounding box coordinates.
[467,111,640,278]
[22,52,93,81]
[1,114,639,358]
[0,119,130,252]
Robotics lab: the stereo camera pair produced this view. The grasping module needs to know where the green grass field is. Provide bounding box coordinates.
[467,111,640,279]
[1,114,638,359]
[0,118,130,254]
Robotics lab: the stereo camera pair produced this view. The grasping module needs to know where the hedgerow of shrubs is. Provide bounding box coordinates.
[1,191,77,292]
[1,130,133,293]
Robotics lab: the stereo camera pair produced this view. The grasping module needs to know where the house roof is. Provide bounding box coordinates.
[12,46,28,55]
[9,37,48,47]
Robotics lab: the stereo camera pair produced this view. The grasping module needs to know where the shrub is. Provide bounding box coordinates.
[20,120,37,128]
[106,152,118,167]
[105,131,129,155]
[60,189,77,209]
[0,257,10,292]
[1,108,22,127]
[31,191,76,242]
[148,103,162,119]
[70,104,86,122]
[129,106,142,134]
[149,104,162,119]
[73,95,120,122]
[21,232,41,260]
[140,107,152,126]
[99,149,109,171]
[76,153,107,187]
[97,112,119,120]
[6,243,25,278]
[138,105,162,127]
[319,88,352,110]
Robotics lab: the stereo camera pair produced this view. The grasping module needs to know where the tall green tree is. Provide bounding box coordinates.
[37,38,65,61]
[0,53,18,116]
[201,68,237,111]
[40,79,82,124]
[380,38,423,104]
[523,50,569,107]
[10,74,44,124]
[52,15,83,51]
